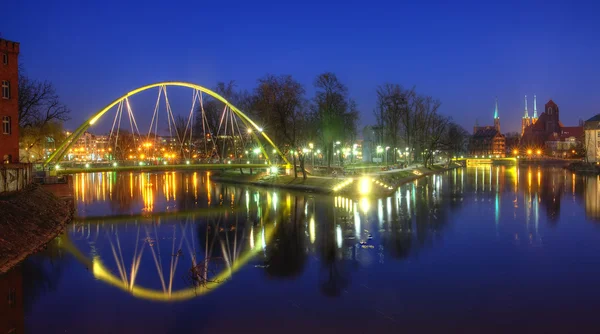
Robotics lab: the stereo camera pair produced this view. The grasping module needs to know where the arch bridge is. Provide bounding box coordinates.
[44,82,291,172]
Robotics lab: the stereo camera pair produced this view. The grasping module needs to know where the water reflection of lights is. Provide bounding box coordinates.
[354,202,361,240]
[309,217,316,244]
[359,197,370,214]
[377,198,384,229]
[406,189,411,216]
[336,225,343,248]
[65,210,280,302]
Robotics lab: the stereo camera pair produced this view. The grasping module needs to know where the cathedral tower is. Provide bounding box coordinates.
[532,94,538,124]
[521,95,531,136]
[493,97,500,133]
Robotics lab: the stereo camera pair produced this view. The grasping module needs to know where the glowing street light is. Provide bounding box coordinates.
[527,149,533,155]
[536,149,541,155]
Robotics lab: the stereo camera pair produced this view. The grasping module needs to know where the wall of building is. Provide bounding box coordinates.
[585,129,600,163]
[0,163,32,193]
[0,39,20,163]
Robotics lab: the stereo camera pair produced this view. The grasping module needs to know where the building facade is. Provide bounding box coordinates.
[584,114,600,163]
[469,98,506,157]
[520,95,540,136]
[0,38,20,163]
[521,99,583,156]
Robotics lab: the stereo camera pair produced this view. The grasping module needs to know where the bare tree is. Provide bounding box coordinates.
[312,72,358,169]
[252,74,306,178]
[414,96,447,167]
[376,84,406,163]
[441,121,469,165]
[18,69,70,128]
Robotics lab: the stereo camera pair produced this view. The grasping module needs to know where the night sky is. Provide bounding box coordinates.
[3,0,600,134]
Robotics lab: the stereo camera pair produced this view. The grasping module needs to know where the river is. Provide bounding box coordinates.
[2,166,600,333]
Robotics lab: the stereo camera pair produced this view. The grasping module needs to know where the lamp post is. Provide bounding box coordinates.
[309,143,314,166]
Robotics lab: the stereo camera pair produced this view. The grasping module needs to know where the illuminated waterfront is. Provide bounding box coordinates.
[4,166,600,333]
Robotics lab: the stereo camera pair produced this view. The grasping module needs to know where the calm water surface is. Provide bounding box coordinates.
[3,166,600,333]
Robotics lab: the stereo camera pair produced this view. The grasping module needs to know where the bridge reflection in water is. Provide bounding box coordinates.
[59,166,591,303]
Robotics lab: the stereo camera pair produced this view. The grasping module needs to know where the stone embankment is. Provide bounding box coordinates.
[0,184,74,273]
[566,162,600,175]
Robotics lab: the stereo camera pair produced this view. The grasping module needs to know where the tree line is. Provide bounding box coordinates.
[16,66,469,169]
[195,74,468,175]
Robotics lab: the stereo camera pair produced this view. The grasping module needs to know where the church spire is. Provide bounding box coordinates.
[524,95,529,118]
[493,97,500,133]
[533,94,538,118]
[494,97,499,119]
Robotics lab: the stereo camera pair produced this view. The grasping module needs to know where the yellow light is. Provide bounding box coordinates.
[527,149,532,155]
[513,149,518,155]
[140,154,145,159]
[359,197,370,213]
[358,177,372,195]
[536,149,541,155]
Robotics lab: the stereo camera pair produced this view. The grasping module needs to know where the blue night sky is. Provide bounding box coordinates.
[3,0,600,134]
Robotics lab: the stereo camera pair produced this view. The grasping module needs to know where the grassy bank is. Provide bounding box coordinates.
[0,184,74,273]
[212,163,461,198]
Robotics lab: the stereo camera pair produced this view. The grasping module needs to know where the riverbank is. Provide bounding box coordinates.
[0,184,74,274]
[211,163,462,198]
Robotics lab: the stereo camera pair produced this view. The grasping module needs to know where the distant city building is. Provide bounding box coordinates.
[469,98,506,157]
[584,114,600,163]
[521,99,583,156]
[0,38,20,163]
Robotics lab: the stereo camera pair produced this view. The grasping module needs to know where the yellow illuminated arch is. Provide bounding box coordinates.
[44,82,291,167]
[61,223,276,302]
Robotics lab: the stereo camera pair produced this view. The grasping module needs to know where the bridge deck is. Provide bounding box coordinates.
[56,163,284,174]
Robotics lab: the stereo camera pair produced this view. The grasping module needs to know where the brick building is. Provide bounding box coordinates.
[0,38,20,163]
[469,98,506,157]
[520,99,583,156]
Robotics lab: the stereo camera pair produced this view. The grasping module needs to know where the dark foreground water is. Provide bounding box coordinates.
[3,166,600,333]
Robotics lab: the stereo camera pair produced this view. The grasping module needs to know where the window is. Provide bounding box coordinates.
[597,130,600,138]
[8,287,16,307]
[1,80,9,99]
[2,116,10,134]
[1,53,7,65]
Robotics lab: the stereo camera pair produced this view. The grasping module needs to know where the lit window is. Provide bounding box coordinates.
[1,80,9,99]
[2,116,10,134]
[1,53,7,65]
